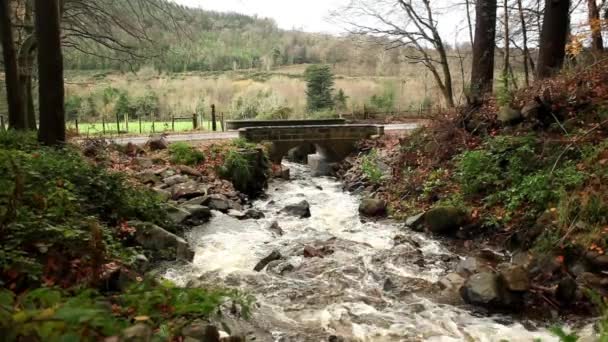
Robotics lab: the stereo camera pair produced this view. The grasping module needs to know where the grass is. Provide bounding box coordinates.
[67,120,220,136]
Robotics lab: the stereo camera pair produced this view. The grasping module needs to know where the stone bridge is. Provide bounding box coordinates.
[239,124,384,175]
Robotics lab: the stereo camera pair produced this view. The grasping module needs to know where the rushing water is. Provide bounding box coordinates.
[164,163,564,341]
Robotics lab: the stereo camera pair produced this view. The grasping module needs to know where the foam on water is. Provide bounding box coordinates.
[163,162,570,341]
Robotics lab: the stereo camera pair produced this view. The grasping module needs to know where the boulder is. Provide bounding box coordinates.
[147,136,168,151]
[521,101,541,119]
[267,221,284,236]
[137,171,160,186]
[152,187,171,201]
[498,265,530,292]
[163,174,189,186]
[171,181,209,200]
[460,272,501,306]
[254,250,282,272]
[201,194,234,212]
[134,157,154,169]
[180,204,212,225]
[167,206,192,225]
[281,200,311,218]
[358,198,387,217]
[585,251,608,270]
[405,212,425,232]
[130,221,194,262]
[244,209,265,219]
[424,206,469,235]
[556,277,577,304]
[438,272,466,291]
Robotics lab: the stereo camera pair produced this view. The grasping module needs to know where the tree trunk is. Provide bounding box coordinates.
[517,0,531,86]
[0,0,26,130]
[470,0,498,100]
[503,0,510,84]
[537,0,571,79]
[35,0,65,145]
[18,0,36,129]
[465,0,474,46]
[588,0,604,51]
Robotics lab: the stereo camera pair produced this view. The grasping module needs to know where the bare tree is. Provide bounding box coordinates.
[537,0,571,79]
[1,0,26,130]
[470,0,498,100]
[335,0,456,107]
[517,0,532,85]
[503,0,511,83]
[588,0,604,51]
[36,0,65,145]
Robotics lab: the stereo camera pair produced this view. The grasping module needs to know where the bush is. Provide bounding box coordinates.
[361,149,383,184]
[219,150,253,191]
[169,142,205,166]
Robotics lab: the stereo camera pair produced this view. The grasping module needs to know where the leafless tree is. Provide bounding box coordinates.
[335,0,456,107]
[587,0,604,51]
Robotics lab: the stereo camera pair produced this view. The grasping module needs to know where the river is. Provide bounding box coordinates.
[164,162,566,341]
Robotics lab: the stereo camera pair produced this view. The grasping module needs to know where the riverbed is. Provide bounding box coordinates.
[164,162,565,341]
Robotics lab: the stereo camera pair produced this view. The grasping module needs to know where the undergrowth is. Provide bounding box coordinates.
[168,142,205,165]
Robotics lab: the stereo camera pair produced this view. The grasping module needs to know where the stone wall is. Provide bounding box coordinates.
[238,124,384,143]
[226,119,346,130]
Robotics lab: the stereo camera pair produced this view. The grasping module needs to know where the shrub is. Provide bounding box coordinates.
[361,149,384,184]
[169,142,205,166]
[219,149,253,191]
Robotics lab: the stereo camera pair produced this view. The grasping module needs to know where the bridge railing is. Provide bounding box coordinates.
[238,124,384,142]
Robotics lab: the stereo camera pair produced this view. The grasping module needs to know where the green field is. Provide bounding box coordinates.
[67,120,221,136]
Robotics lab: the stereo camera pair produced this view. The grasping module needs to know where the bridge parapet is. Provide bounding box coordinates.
[226,119,346,130]
[238,124,383,142]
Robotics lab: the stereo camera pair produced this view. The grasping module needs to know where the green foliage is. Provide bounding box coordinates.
[169,142,205,166]
[361,149,384,184]
[368,83,396,112]
[334,89,348,111]
[496,73,516,106]
[0,281,253,341]
[0,133,170,285]
[232,138,257,150]
[456,149,501,196]
[305,65,335,112]
[66,95,83,121]
[219,150,253,191]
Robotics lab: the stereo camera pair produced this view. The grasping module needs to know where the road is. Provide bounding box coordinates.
[109,123,420,145]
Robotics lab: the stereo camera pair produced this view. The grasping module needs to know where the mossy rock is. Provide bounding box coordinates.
[424,206,469,235]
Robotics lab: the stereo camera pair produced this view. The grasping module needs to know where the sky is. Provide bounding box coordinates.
[172,0,351,34]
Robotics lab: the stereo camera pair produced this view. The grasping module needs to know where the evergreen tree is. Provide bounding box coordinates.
[334,89,348,111]
[305,65,335,112]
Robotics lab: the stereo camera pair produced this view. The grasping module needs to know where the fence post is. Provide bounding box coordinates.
[171,115,175,131]
[220,112,224,132]
[211,104,217,132]
[124,114,129,133]
[139,116,142,134]
[192,113,198,130]
[102,116,106,135]
[75,119,79,135]
[116,113,121,134]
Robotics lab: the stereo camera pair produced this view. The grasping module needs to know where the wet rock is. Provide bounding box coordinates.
[244,209,265,220]
[424,206,469,235]
[281,200,311,218]
[461,272,501,306]
[171,181,209,200]
[358,198,387,217]
[499,265,530,292]
[132,254,149,273]
[267,221,284,236]
[404,212,425,231]
[163,174,189,186]
[152,187,171,201]
[130,221,194,262]
[178,165,203,178]
[438,272,466,291]
[393,234,420,248]
[383,278,395,292]
[529,254,562,278]
[147,135,169,150]
[180,204,212,225]
[477,249,505,264]
[303,245,334,258]
[202,194,233,212]
[267,260,294,275]
[457,257,490,276]
[182,323,220,342]
[254,250,282,272]
[167,205,192,225]
[556,277,577,304]
[122,323,152,341]
[182,196,207,206]
[273,165,291,180]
